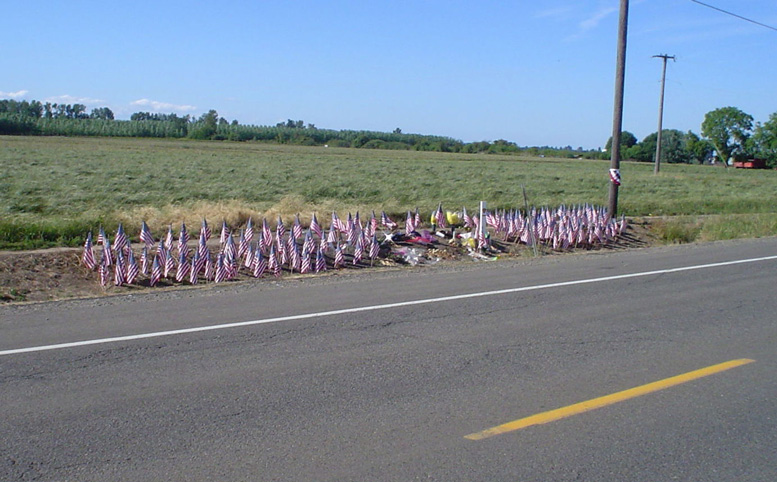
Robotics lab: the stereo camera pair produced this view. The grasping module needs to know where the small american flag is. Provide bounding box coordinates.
[353,236,363,265]
[99,257,109,287]
[178,223,189,256]
[462,206,473,229]
[252,247,267,277]
[244,217,254,244]
[200,218,211,241]
[125,250,139,284]
[315,246,327,272]
[334,243,344,268]
[189,256,198,284]
[381,211,397,230]
[215,253,227,283]
[140,246,149,275]
[164,250,175,278]
[310,213,323,239]
[82,232,96,270]
[219,220,229,245]
[102,237,112,267]
[434,204,446,229]
[369,233,379,262]
[262,218,272,250]
[140,221,155,247]
[164,225,174,251]
[405,211,415,234]
[300,244,311,274]
[150,254,161,286]
[114,252,126,286]
[276,216,286,240]
[97,226,106,245]
[176,251,190,282]
[292,214,303,241]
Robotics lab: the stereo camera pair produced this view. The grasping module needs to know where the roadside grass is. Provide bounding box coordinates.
[2,136,776,249]
[653,214,777,244]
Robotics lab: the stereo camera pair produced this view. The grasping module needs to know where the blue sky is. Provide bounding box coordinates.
[3,0,775,149]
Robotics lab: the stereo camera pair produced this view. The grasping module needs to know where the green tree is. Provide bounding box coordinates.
[683,131,713,164]
[701,107,753,167]
[751,112,777,168]
[604,131,637,152]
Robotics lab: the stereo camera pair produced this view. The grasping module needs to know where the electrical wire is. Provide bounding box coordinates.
[689,0,777,32]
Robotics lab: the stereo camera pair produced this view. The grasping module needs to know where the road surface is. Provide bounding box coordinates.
[2,238,776,481]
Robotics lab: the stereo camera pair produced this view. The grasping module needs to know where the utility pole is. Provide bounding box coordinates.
[608,0,629,219]
[652,54,675,174]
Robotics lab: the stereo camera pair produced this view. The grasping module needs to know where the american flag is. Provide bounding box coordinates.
[303,229,315,255]
[262,218,272,250]
[97,226,107,245]
[164,249,175,278]
[176,251,190,282]
[150,254,161,286]
[315,246,327,272]
[269,246,281,277]
[310,213,323,239]
[252,247,266,277]
[369,233,379,262]
[114,252,125,286]
[381,211,397,230]
[434,204,446,229]
[292,214,303,241]
[353,236,363,265]
[276,216,285,240]
[243,241,255,268]
[289,240,300,273]
[327,222,338,245]
[99,257,109,287]
[140,221,154,247]
[215,253,227,283]
[414,208,421,229]
[82,231,96,270]
[102,236,112,267]
[368,211,378,237]
[219,220,229,245]
[189,256,199,284]
[332,211,345,233]
[300,244,311,274]
[237,228,248,260]
[200,218,211,241]
[191,250,203,278]
[244,217,254,244]
[126,250,139,284]
[204,250,214,281]
[462,206,473,229]
[177,223,189,258]
[164,225,174,251]
[405,211,415,234]
[140,246,149,275]
[334,243,344,268]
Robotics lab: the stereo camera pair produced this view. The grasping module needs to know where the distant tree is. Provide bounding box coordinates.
[683,131,713,164]
[751,112,777,168]
[701,107,753,167]
[604,131,637,152]
[393,127,402,134]
[90,107,114,120]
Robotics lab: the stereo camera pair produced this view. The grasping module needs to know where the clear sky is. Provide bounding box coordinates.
[3,0,775,149]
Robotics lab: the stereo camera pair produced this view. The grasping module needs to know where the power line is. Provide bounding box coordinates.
[689,0,777,32]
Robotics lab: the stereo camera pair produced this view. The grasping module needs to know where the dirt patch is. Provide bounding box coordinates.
[0,218,658,304]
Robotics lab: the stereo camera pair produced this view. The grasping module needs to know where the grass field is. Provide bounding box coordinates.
[2,135,777,249]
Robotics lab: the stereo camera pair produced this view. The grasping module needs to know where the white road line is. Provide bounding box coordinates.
[2,254,776,356]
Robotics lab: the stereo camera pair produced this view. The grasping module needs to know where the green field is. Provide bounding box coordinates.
[2,135,777,249]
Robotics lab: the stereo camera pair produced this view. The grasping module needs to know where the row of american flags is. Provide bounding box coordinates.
[81,204,627,287]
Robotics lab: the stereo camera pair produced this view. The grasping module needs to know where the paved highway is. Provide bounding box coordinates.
[2,238,776,481]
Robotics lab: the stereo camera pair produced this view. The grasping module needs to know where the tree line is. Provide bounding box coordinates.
[607,106,777,168]
[0,98,601,157]
[3,99,774,166]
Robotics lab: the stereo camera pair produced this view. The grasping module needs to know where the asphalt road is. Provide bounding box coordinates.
[2,238,776,481]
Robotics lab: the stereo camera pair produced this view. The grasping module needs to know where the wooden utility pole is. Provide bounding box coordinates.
[652,54,675,174]
[608,0,629,219]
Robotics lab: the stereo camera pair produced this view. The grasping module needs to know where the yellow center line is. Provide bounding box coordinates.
[465,358,755,441]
